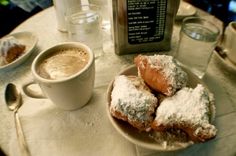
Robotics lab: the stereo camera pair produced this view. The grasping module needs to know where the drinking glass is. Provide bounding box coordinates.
[53,0,81,32]
[88,0,111,30]
[65,4,103,58]
[175,17,220,79]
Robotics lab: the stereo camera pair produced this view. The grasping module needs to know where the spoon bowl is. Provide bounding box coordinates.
[5,83,22,111]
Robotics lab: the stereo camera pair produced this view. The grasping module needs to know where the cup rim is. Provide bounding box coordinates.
[66,4,101,25]
[32,42,94,83]
[228,21,236,32]
[182,17,220,37]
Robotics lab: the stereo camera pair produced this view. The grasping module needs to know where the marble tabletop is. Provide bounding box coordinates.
[0,4,236,156]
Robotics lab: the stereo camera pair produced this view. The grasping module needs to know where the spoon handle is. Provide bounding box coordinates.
[14,111,31,156]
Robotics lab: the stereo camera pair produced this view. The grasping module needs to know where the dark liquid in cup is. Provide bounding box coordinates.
[37,48,89,80]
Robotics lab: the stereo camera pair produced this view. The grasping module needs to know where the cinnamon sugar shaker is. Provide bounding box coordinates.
[111,0,180,55]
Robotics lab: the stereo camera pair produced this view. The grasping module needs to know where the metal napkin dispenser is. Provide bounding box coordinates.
[111,0,180,55]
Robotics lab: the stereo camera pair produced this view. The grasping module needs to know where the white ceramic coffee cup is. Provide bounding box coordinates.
[23,42,95,110]
[224,21,236,64]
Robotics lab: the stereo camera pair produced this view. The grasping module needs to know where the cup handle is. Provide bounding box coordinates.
[22,81,46,99]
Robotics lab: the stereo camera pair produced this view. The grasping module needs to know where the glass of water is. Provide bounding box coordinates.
[88,0,111,30]
[65,4,103,58]
[175,17,220,79]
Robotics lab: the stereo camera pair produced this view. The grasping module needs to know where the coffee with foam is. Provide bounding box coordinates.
[37,48,89,80]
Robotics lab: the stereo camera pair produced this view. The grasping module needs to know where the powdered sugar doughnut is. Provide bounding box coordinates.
[134,54,188,96]
[152,84,217,142]
[0,36,25,66]
[110,75,158,132]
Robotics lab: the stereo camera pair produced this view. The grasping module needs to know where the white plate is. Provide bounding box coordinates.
[176,1,197,20]
[107,65,215,151]
[0,31,38,72]
[213,50,236,74]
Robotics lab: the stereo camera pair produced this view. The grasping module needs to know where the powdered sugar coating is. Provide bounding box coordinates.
[145,55,188,95]
[0,36,25,65]
[0,36,23,56]
[110,75,158,131]
[154,84,217,137]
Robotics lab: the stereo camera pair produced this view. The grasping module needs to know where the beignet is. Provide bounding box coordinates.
[110,75,158,132]
[152,84,217,142]
[0,36,25,66]
[134,54,188,96]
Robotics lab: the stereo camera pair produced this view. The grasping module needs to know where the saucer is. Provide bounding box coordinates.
[213,50,236,74]
[0,31,38,72]
[176,1,197,20]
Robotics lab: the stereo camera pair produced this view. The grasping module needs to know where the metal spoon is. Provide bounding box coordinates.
[215,45,227,59]
[214,23,228,59]
[4,83,30,156]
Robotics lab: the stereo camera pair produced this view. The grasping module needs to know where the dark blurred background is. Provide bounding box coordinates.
[186,0,236,25]
[0,0,52,37]
[1,0,236,38]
